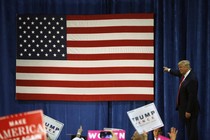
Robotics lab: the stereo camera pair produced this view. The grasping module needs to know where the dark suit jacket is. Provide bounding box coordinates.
[170,69,200,119]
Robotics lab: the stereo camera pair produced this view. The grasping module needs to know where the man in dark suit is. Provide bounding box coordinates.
[163,60,199,140]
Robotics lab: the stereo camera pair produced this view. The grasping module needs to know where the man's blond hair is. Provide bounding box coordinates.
[178,60,191,69]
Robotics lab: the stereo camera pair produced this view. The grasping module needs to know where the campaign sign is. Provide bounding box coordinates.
[127,102,164,134]
[87,130,125,140]
[0,110,46,140]
[157,135,170,140]
[44,115,64,140]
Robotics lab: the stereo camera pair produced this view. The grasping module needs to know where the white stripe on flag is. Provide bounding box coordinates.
[16,73,154,81]
[16,59,154,67]
[67,19,154,27]
[67,47,154,54]
[67,33,154,40]
[16,86,154,95]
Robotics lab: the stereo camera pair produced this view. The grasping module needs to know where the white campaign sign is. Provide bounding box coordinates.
[44,115,64,140]
[127,102,164,134]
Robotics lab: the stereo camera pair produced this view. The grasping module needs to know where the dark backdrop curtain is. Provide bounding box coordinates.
[0,0,209,139]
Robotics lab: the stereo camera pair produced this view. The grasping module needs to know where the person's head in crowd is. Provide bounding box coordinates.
[153,127,162,139]
[109,131,118,140]
[131,131,148,140]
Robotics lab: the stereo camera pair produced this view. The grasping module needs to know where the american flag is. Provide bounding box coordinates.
[16,14,154,101]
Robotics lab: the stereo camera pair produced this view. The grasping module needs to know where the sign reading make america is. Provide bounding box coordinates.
[0,110,46,140]
[16,13,154,101]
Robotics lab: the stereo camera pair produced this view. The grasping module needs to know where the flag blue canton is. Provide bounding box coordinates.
[17,15,67,60]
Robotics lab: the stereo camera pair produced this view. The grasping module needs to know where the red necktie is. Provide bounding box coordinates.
[176,76,184,106]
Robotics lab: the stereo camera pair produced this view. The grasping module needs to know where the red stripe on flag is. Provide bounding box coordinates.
[16,66,153,74]
[67,53,154,60]
[67,26,154,34]
[16,80,154,87]
[67,40,154,47]
[66,13,154,20]
[16,93,154,101]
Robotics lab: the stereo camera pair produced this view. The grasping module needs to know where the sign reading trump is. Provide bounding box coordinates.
[44,115,64,140]
[0,110,46,140]
[127,103,164,134]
